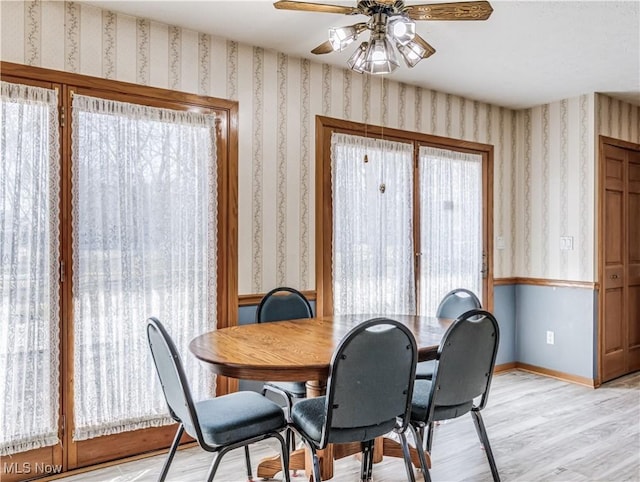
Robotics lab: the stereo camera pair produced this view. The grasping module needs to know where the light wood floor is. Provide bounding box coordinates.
[58,370,640,482]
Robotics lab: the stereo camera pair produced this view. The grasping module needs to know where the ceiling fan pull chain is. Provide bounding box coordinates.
[380,75,385,142]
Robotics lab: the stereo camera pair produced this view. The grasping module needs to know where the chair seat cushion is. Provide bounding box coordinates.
[291,396,397,446]
[195,391,286,447]
[291,396,326,445]
[411,380,473,422]
[415,360,435,379]
[265,381,307,398]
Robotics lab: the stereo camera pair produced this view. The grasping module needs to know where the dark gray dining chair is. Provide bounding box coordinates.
[256,287,313,416]
[410,309,501,482]
[146,317,291,482]
[415,288,482,380]
[289,318,418,482]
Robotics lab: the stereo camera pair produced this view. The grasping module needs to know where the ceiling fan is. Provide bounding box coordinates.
[273,0,493,74]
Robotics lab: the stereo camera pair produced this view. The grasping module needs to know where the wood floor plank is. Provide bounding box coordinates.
[55,370,640,482]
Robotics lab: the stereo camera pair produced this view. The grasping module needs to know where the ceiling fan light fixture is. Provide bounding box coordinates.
[397,39,427,67]
[387,16,416,46]
[347,41,368,73]
[328,25,359,51]
[275,0,495,75]
[363,36,399,75]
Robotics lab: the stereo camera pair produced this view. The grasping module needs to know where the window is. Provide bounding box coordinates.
[316,116,493,317]
[0,81,61,456]
[331,133,416,315]
[71,93,218,440]
[418,146,483,315]
[0,62,238,474]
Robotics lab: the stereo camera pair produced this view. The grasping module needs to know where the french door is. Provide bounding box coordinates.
[0,76,64,478]
[416,145,484,315]
[316,116,492,317]
[0,63,237,480]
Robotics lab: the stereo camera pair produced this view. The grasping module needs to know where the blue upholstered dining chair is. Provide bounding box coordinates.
[289,318,419,482]
[415,288,482,380]
[146,317,291,482]
[409,309,501,482]
[256,287,313,416]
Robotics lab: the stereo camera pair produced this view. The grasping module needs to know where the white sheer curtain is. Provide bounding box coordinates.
[418,146,482,315]
[72,94,217,440]
[332,133,415,316]
[0,82,61,455]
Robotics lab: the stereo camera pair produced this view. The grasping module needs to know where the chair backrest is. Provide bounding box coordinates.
[256,287,313,323]
[426,309,499,420]
[320,318,417,447]
[146,317,204,443]
[435,288,482,319]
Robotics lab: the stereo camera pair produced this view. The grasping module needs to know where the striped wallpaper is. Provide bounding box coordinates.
[516,95,598,281]
[2,1,638,291]
[596,93,640,143]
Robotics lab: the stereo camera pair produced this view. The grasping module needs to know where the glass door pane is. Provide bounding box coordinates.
[331,133,416,316]
[0,81,61,455]
[418,146,483,316]
[71,93,218,442]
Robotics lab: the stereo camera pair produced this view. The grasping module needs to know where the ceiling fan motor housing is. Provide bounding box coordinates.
[357,0,408,17]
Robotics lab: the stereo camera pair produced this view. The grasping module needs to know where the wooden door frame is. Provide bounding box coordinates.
[315,115,494,317]
[597,135,640,385]
[0,74,65,482]
[1,61,239,474]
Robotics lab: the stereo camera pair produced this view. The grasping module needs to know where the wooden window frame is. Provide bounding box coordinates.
[0,61,238,476]
[315,115,494,317]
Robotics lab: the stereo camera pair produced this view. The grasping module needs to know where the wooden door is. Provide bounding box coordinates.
[627,150,640,372]
[600,140,640,382]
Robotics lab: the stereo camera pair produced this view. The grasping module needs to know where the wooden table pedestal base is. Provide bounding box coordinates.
[256,437,431,481]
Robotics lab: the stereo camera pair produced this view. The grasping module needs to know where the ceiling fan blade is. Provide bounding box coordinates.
[413,34,437,59]
[406,1,493,21]
[273,1,359,15]
[311,40,336,54]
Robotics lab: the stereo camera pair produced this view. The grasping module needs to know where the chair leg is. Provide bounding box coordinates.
[206,446,233,482]
[268,432,290,482]
[309,446,322,482]
[471,411,500,482]
[244,446,253,481]
[409,424,431,482]
[366,440,374,481]
[359,442,368,481]
[425,421,435,453]
[158,424,184,482]
[398,430,417,482]
[359,440,374,482]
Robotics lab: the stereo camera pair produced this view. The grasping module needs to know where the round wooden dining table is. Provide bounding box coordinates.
[189,314,452,480]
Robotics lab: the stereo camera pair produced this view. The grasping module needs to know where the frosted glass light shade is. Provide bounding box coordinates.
[347,42,368,73]
[363,37,399,74]
[387,16,416,46]
[329,26,358,51]
[397,39,427,67]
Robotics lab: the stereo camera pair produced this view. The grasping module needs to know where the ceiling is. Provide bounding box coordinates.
[83,0,640,110]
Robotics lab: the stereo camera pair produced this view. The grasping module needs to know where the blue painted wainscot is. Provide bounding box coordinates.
[237,285,596,392]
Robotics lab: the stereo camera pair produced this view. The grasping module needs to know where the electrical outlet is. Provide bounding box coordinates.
[546,331,555,345]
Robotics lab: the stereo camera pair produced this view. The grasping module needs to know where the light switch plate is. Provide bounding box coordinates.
[560,236,574,250]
